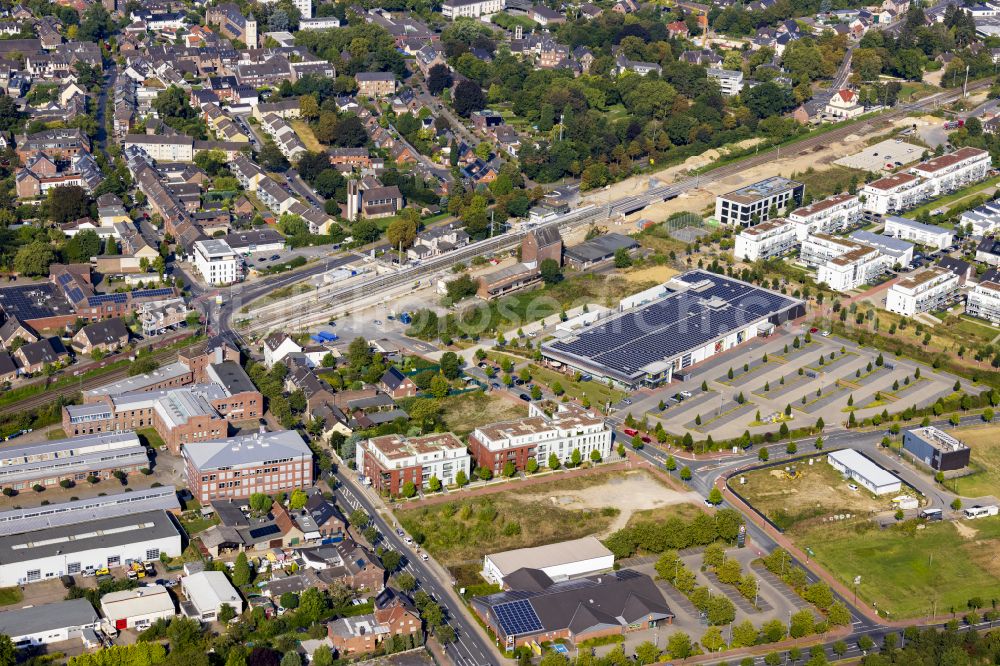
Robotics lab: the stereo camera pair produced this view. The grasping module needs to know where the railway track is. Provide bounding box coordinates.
[0,339,208,417]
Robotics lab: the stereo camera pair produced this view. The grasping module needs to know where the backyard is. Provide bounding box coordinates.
[734,456,898,533]
[800,517,1000,619]
[527,364,627,409]
[397,470,701,585]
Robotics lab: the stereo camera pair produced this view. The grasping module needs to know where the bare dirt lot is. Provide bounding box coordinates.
[736,457,900,534]
[622,265,679,284]
[517,469,704,533]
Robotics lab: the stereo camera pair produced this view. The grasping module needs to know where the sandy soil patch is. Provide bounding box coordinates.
[623,265,679,284]
[955,521,979,540]
[519,470,703,534]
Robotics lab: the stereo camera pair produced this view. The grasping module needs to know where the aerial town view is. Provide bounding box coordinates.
[2,0,1000,663]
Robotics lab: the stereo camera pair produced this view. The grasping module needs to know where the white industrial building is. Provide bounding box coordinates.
[882,216,954,251]
[0,599,99,648]
[192,239,241,286]
[860,173,928,215]
[966,280,1000,324]
[0,487,182,586]
[734,218,797,261]
[909,147,991,198]
[101,585,176,630]
[827,449,902,495]
[884,267,959,316]
[181,571,243,622]
[715,177,804,227]
[482,536,614,585]
[788,193,863,241]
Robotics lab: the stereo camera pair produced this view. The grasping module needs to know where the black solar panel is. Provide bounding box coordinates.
[132,288,175,299]
[67,287,85,303]
[87,293,129,306]
[493,599,543,636]
[547,271,799,381]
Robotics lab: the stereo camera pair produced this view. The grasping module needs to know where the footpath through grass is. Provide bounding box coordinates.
[801,518,1000,618]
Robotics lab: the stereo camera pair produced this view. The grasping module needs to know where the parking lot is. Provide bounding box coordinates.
[630,330,971,441]
[834,138,926,172]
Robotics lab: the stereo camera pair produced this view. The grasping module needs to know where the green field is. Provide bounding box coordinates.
[947,424,1000,497]
[801,519,1000,618]
[0,587,22,606]
[437,390,528,437]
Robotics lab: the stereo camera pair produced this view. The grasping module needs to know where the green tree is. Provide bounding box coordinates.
[218,604,237,623]
[789,609,815,638]
[289,489,308,510]
[680,466,692,481]
[708,487,723,505]
[539,258,563,284]
[401,481,417,498]
[232,552,252,587]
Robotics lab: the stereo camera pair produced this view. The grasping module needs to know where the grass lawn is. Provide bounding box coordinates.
[438,390,528,437]
[180,512,219,535]
[947,424,1000,497]
[291,120,323,153]
[528,364,627,408]
[0,587,22,606]
[800,519,1000,618]
[909,174,1000,219]
[137,428,166,450]
[46,428,67,440]
[789,165,866,201]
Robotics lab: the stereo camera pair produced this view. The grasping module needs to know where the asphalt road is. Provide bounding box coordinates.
[331,469,500,666]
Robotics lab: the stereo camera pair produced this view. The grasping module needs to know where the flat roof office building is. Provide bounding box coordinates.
[902,427,971,471]
[715,177,804,227]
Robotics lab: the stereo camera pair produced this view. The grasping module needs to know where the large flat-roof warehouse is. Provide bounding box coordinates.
[541,271,804,387]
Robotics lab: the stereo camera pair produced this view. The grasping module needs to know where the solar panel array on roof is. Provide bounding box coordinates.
[493,598,543,636]
[544,271,801,382]
[133,288,175,299]
[87,293,129,306]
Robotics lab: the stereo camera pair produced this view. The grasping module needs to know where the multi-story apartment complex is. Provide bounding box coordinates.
[468,403,612,475]
[802,233,888,291]
[184,430,314,503]
[193,239,241,286]
[884,266,959,316]
[714,177,804,227]
[356,433,471,496]
[706,68,743,96]
[123,134,195,162]
[882,215,954,251]
[259,0,311,19]
[441,0,504,19]
[788,193,862,241]
[909,147,991,198]
[966,280,1000,324]
[354,72,397,98]
[862,148,992,215]
[733,218,798,261]
[860,173,927,215]
[960,200,1000,238]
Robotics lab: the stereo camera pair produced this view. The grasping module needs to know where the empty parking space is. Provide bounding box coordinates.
[834,139,925,172]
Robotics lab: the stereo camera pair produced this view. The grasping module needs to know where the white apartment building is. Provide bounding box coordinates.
[860,172,929,215]
[715,177,804,227]
[468,403,612,475]
[966,280,1000,324]
[909,147,991,198]
[884,267,959,316]
[259,0,312,18]
[960,201,1000,237]
[192,239,241,286]
[734,218,797,261]
[441,0,504,18]
[788,193,862,241]
[707,68,744,96]
[802,233,889,291]
[299,16,341,29]
[883,215,954,251]
[356,433,471,495]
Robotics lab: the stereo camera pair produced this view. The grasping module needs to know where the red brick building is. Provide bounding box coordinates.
[356,433,470,496]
